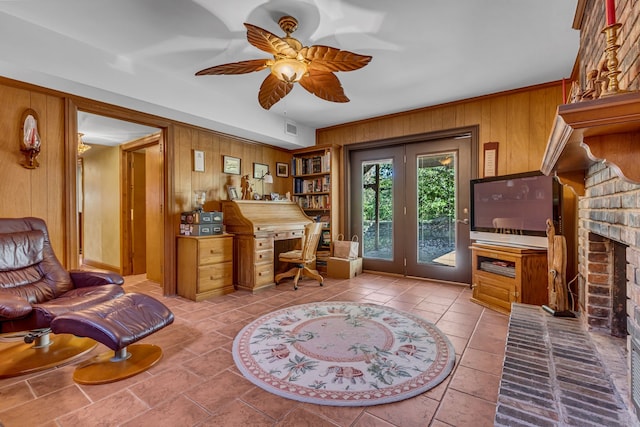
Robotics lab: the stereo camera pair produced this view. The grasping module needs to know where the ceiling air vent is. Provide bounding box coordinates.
[285,120,297,137]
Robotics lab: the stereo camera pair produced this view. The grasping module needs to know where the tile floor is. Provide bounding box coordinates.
[0,273,509,427]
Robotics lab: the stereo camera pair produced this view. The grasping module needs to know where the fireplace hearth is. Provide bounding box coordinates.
[496,303,634,426]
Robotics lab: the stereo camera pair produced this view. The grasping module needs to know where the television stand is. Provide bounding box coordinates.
[470,242,548,314]
[473,240,545,250]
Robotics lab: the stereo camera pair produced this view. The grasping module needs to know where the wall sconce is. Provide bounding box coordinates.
[77,133,92,155]
[20,109,41,169]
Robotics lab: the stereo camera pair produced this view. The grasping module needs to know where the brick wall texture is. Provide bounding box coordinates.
[577,0,639,91]
[579,162,640,338]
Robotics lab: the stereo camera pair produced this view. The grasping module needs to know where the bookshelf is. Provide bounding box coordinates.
[291,145,340,273]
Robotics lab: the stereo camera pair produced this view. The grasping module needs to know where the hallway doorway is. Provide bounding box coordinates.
[76,111,162,280]
[120,135,164,281]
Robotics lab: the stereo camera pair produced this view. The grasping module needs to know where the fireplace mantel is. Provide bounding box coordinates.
[541,91,640,193]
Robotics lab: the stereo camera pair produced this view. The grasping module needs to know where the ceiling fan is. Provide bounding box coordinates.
[195,16,372,110]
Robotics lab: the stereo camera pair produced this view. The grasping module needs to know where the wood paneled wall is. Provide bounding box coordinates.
[0,82,66,260]
[317,83,563,176]
[172,124,293,213]
[0,77,294,295]
[0,75,564,294]
[169,125,293,294]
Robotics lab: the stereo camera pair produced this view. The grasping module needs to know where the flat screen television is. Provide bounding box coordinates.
[469,171,562,249]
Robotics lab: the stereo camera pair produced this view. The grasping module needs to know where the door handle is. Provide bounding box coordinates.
[456,218,469,225]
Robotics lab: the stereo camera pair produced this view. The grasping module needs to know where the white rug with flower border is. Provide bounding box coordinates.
[232,301,456,406]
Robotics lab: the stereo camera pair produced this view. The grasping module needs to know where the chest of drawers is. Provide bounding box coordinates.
[177,234,234,301]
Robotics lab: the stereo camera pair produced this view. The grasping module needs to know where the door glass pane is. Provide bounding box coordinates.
[417,153,456,266]
[362,159,393,260]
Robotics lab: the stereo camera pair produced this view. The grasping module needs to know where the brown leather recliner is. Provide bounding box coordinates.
[0,217,125,377]
[0,217,124,333]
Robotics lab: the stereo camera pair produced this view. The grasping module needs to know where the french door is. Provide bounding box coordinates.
[349,133,474,284]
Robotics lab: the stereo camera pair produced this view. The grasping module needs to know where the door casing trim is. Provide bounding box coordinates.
[342,126,479,278]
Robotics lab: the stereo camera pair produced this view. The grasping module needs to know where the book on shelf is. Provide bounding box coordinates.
[294,194,330,210]
[316,249,330,263]
[321,230,331,246]
[291,151,331,176]
[319,214,330,227]
[294,177,330,194]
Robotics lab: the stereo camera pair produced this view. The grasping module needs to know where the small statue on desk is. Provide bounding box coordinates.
[241,174,253,200]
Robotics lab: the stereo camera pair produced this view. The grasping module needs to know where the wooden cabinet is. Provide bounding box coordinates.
[470,243,548,314]
[291,145,340,271]
[177,234,234,301]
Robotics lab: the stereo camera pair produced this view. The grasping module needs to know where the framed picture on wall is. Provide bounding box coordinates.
[193,150,205,172]
[483,142,498,177]
[276,162,289,178]
[223,155,241,175]
[253,162,268,179]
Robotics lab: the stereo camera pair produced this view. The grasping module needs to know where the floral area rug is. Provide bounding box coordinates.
[232,301,456,406]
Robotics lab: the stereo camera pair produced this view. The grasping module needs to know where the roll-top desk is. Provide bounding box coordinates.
[222,200,312,292]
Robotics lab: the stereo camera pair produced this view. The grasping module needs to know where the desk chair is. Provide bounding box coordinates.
[275,222,323,290]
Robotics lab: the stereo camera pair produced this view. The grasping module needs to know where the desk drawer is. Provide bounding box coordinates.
[255,263,274,286]
[288,229,305,239]
[255,236,273,251]
[198,262,233,292]
[199,237,232,265]
[255,248,273,264]
[273,229,305,240]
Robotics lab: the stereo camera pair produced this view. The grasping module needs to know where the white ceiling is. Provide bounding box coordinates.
[0,0,579,149]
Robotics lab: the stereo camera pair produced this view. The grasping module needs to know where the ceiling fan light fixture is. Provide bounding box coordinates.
[270,58,307,83]
[195,15,371,109]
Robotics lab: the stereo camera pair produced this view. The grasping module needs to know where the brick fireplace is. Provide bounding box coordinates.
[543,92,640,423]
[541,0,640,419]
[579,160,640,414]
[578,167,632,339]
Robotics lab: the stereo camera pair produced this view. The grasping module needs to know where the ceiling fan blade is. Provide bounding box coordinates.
[245,23,299,58]
[258,73,294,110]
[299,70,349,103]
[302,45,372,72]
[195,59,268,75]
